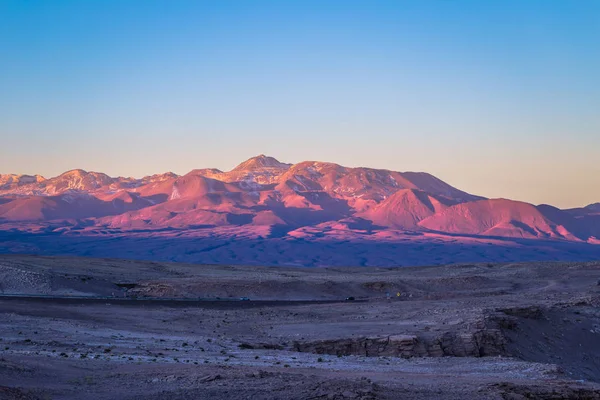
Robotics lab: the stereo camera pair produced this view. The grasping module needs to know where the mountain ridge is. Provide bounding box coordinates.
[0,155,597,246]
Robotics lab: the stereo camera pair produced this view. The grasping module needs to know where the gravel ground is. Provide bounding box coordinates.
[1,255,600,399]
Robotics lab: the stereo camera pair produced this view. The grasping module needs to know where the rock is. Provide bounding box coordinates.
[490,382,600,399]
[501,306,543,319]
[198,374,222,383]
[292,329,507,358]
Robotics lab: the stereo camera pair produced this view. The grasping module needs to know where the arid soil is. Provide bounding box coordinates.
[1,255,600,399]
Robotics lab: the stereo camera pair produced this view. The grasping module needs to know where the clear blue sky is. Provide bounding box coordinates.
[1,0,598,208]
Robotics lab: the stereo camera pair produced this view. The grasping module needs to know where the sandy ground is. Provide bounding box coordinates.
[1,255,600,399]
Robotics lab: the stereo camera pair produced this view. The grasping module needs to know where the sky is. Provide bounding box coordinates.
[0,0,598,208]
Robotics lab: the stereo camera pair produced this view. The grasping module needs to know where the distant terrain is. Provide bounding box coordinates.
[1,155,599,266]
[1,255,600,399]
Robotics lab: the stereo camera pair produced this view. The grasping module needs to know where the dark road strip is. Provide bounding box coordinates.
[0,294,359,308]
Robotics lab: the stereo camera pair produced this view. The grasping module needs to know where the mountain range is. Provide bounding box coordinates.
[1,154,598,243]
[1,155,599,266]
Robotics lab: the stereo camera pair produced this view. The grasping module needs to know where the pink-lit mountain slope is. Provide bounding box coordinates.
[0,169,179,197]
[0,192,155,222]
[358,189,456,229]
[0,174,46,187]
[0,155,598,244]
[418,199,580,240]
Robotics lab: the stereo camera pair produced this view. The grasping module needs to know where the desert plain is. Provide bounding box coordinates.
[1,255,600,399]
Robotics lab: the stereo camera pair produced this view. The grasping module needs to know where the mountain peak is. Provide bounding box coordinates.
[59,169,92,178]
[231,155,290,172]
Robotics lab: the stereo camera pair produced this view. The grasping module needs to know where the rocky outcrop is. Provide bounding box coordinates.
[500,306,543,319]
[292,328,507,358]
[491,382,600,400]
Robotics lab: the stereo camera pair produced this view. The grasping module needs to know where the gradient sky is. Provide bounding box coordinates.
[1,0,598,208]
